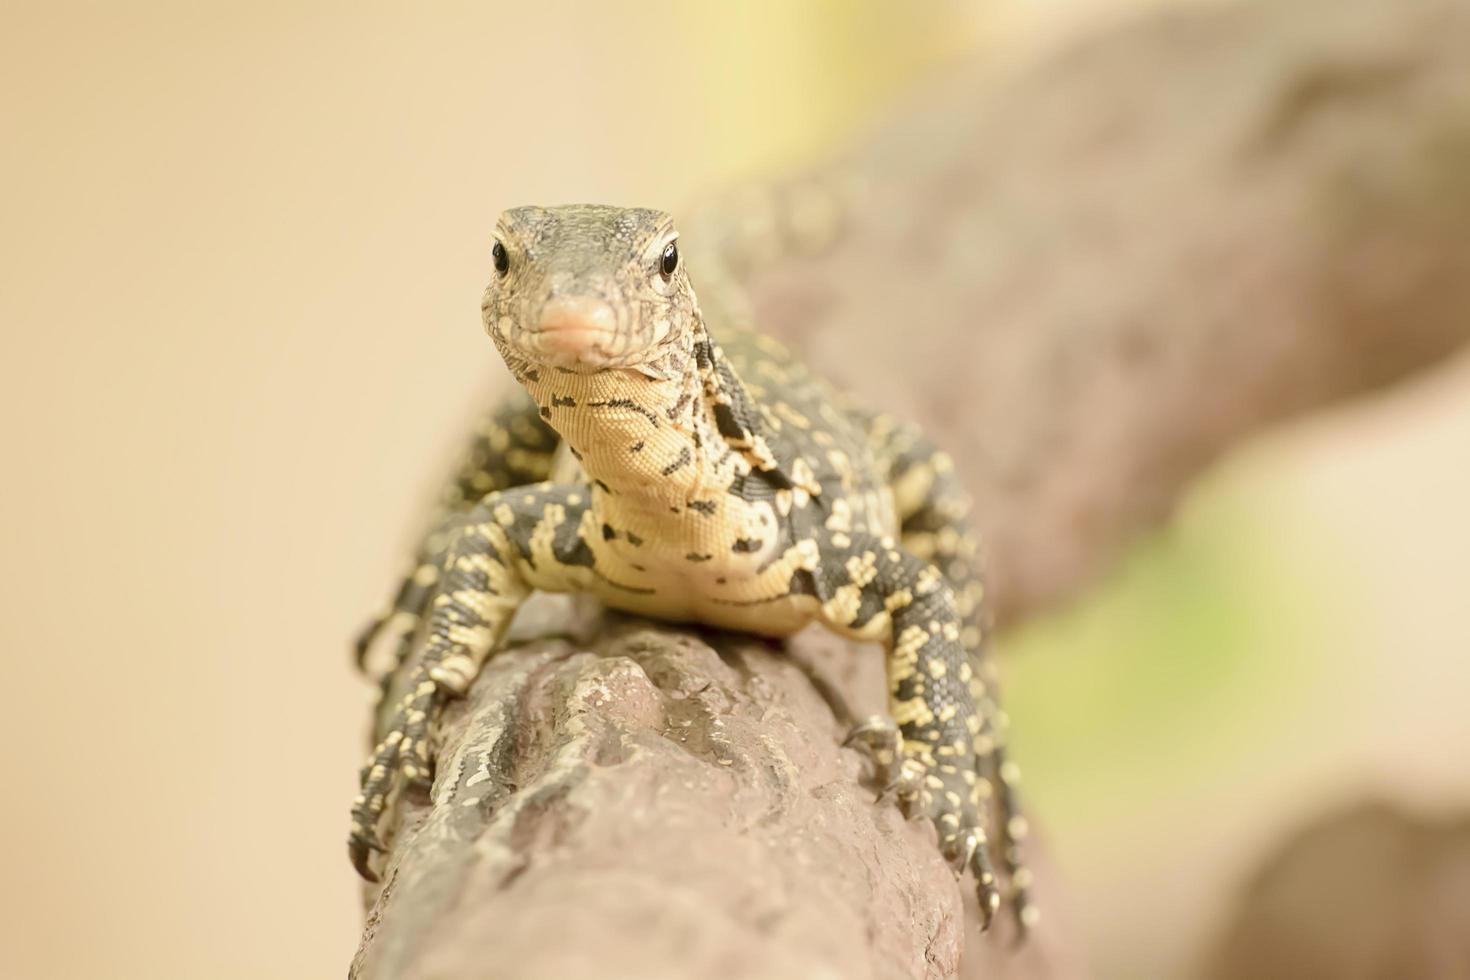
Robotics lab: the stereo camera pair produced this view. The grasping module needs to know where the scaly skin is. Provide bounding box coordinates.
[350,204,1034,932]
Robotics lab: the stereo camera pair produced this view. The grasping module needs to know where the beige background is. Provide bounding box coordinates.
[3,3,1467,979]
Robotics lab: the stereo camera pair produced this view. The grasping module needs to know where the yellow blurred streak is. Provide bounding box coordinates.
[667,1,990,178]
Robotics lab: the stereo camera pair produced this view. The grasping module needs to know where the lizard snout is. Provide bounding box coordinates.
[532,296,620,364]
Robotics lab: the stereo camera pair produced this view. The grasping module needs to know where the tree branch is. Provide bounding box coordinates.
[351,0,1470,976]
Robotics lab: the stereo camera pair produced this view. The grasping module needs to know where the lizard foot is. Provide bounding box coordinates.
[846,715,1003,931]
[925,753,1004,932]
[844,714,917,803]
[348,663,445,882]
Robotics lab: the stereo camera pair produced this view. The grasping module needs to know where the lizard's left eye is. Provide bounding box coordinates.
[659,241,679,281]
[492,240,509,277]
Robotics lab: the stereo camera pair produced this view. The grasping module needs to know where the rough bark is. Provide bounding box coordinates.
[351,0,1470,976]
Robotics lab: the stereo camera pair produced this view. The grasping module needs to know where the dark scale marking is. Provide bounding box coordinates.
[788,567,819,598]
[588,398,659,426]
[731,537,762,553]
[685,553,712,563]
[848,585,889,630]
[661,446,692,476]
[601,523,617,540]
[628,441,645,453]
[687,499,717,515]
[625,531,644,547]
[711,402,746,443]
[725,470,778,503]
[551,394,577,407]
[452,564,494,595]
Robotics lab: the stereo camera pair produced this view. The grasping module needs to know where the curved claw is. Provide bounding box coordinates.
[845,717,940,814]
[348,827,386,882]
[348,743,399,882]
[353,613,388,673]
[965,831,1002,932]
[349,764,395,883]
[844,715,911,805]
[843,713,899,750]
[358,611,424,681]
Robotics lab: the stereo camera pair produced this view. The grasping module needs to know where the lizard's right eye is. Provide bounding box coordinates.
[492,240,509,277]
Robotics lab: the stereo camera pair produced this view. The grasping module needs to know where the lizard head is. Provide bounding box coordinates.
[482,204,698,380]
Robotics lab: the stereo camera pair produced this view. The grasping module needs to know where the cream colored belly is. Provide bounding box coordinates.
[581,518,821,636]
[543,452,831,635]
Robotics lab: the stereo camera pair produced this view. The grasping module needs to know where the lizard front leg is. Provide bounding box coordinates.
[809,530,1004,928]
[867,414,1035,932]
[348,481,591,882]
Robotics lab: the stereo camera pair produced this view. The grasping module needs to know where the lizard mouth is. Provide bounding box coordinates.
[529,322,622,366]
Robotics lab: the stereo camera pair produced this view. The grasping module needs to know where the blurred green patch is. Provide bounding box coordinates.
[1000,476,1327,826]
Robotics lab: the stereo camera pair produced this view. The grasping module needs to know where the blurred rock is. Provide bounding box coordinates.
[1201,801,1470,980]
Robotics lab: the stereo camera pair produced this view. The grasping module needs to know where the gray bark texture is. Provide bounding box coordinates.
[351,0,1470,976]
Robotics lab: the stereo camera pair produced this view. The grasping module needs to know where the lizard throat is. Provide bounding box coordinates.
[517,359,746,509]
